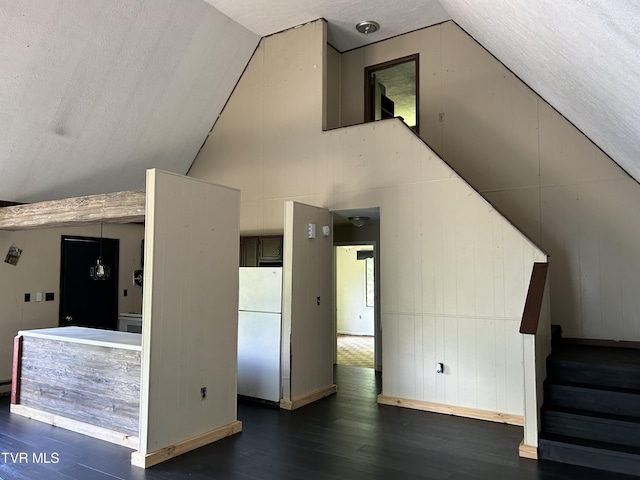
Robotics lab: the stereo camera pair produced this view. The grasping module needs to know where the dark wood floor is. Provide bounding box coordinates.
[1,365,635,479]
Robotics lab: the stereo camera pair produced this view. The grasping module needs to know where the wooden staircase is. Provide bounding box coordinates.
[539,333,640,476]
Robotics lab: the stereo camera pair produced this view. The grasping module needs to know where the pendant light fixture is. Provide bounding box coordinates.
[90,223,110,281]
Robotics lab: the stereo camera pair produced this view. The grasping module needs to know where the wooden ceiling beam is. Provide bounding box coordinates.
[0,201,24,208]
[0,191,146,231]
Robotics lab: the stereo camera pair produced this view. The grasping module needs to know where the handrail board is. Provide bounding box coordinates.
[520,262,549,334]
[0,190,145,230]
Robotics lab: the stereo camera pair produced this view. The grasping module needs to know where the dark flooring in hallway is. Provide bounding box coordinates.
[1,365,635,479]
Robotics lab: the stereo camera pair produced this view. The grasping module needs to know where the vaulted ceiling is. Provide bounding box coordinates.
[1,0,638,203]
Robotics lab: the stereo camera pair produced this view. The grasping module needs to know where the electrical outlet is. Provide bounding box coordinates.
[200,387,207,400]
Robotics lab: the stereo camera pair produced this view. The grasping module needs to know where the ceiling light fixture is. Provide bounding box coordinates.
[355,21,380,35]
[90,223,111,281]
[348,216,370,227]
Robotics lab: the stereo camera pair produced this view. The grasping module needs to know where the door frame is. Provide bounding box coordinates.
[333,241,380,371]
[59,235,119,329]
[364,53,420,134]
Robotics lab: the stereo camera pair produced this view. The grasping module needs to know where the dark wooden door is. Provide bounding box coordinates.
[59,235,119,330]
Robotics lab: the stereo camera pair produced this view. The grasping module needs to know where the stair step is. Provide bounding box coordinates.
[545,381,640,417]
[542,407,640,448]
[539,433,640,477]
[547,344,640,390]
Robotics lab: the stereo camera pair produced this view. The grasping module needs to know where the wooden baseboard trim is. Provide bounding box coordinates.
[280,384,337,411]
[10,404,138,449]
[377,395,524,426]
[519,439,538,459]
[131,420,242,469]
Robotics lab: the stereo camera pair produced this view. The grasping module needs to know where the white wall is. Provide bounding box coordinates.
[138,170,239,455]
[0,223,144,384]
[339,21,640,342]
[189,20,546,416]
[336,246,374,336]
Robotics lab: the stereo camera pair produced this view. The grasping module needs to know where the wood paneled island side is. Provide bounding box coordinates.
[11,326,141,449]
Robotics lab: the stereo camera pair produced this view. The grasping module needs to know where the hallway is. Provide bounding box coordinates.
[337,334,374,369]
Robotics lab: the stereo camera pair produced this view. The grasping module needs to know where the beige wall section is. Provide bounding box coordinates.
[138,170,239,454]
[282,202,334,401]
[336,246,374,336]
[338,21,640,342]
[0,223,144,385]
[188,20,326,235]
[325,45,342,130]
[340,25,444,152]
[188,20,546,416]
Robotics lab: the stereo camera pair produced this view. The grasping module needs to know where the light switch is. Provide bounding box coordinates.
[35,292,43,302]
[307,223,316,239]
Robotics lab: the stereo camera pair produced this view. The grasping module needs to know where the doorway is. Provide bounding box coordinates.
[335,245,375,369]
[59,235,119,330]
[365,54,419,133]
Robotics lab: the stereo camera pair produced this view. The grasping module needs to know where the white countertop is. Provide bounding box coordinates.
[18,326,142,351]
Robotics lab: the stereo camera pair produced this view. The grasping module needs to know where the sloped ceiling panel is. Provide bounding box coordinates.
[0,0,259,202]
[439,0,640,181]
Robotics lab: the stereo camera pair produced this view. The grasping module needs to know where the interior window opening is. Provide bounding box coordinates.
[365,55,419,133]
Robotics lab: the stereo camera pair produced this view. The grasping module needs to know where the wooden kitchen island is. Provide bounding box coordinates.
[11,326,141,449]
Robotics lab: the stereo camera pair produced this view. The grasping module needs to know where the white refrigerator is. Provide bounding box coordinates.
[237,267,282,403]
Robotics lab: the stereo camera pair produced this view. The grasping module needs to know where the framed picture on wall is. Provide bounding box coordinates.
[4,245,22,266]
